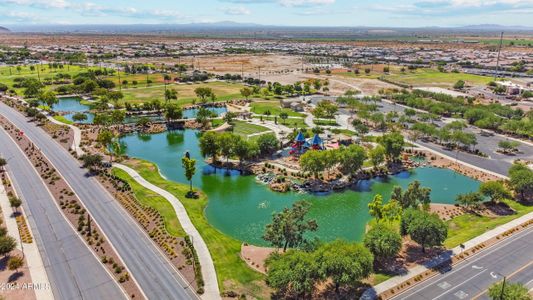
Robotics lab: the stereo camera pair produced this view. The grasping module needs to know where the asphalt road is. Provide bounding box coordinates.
[0,128,126,300]
[0,102,198,300]
[376,101,533,176]
[391,226,533,300]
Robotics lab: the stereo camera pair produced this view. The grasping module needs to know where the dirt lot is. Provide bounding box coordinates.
[134,53,303,76]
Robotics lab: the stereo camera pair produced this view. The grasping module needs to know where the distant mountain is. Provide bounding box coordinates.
[0,26,10,32]
[4,22,533,37]
[457,24,533,31]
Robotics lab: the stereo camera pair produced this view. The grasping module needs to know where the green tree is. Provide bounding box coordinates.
[164,88,178,103]
[72,112,88,123]
[256,133,279,156]
[300,150,326,178]
[0,236,16,257]
[199,131,219,163]
[240,87,252,100]
[39,90,59,110]
[194,87,213,103]
[79,154,103,172]
[279,112,288,124]
[337,144,366,176]
[404,211,447,252]
[378,132,404,162]
[7,255,24,272]
[315,240,373,295]
[265,250,319,298]
[479,181,511,204]
[165,103,183,123]
[181,156,196,194]
[456,192,484,210]
[488,281,531,300]
[368,194,384,222]
[364,224,402,261]
[312,100,338,119]
[369,145,385,169]
[23,78,42,98]
[8,197,22,214]
[453,80,465,90]
[263,201,318,252]
[508,163,533,200]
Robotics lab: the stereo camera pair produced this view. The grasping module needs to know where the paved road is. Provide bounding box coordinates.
[0,128,125,300]
[476,262,533,300]
[0,102,199,300]
[391,226,533,300]
[376,101,533,176]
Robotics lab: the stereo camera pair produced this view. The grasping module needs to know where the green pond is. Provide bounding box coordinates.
[120,130,481,246]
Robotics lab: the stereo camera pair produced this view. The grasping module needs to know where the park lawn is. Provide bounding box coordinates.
[444,199,533,248]
[383,68,493,88]
[231,121,271,136]
[250,101,305,117]
[105,72,165,87]
[314,119,339,126]
[252,115,308,129]
[120,81,244,105]
[111,168,186,237]
[123,159,267,298]
[0,65,101,93]
[52,115,73,124]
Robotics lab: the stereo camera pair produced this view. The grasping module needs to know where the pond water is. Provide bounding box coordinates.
[120,130,481,246]
[124,106,227,124]
[54,97,94,123]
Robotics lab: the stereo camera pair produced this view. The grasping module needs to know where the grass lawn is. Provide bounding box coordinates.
[444,199,533,248]
[0,65,101,94]
[314,119,339,126]
[120,81,244,105]
[250,101,305,117]
[383,68,493,88]
[111,168,186,237]
[52,115,73,124]
[231,121,271,137]
[123,159,267,298]
[252,115,308,129]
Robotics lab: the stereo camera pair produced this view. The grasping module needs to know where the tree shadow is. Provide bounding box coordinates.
[0,256,8,271]
[8,271,24,282]
[316,282,371,300]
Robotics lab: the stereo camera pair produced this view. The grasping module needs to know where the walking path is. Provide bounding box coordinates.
[47,115,85,156]
[0,178,54,300]
[363,210,533,299]
[112,163,221,300]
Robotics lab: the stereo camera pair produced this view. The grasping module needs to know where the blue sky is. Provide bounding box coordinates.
[1,0,533,27]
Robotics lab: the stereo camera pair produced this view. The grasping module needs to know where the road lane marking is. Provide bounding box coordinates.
[438,281,451,289]
[454,290,469,299]
[433,269,487,300]
[471,259,533,299]
[393,227,533,299]
[472,265,483,270]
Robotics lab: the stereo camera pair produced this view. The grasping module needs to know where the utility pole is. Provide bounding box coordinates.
[495,31,504,81]
[258,66,261,84]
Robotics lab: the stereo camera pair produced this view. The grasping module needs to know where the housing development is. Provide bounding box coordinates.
[0,2,532,300]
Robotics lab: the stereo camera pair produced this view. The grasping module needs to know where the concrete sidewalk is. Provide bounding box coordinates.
[363,210,533,299]
[0,176,54,300]
[113,163,221,300]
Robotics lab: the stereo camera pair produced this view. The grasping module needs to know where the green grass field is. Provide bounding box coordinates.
[444,199,533,248]
[52,115,73,124]
[123,159,267,298]
[250,101,305,117]
[0,65,101,93]
[111,168,187,237]
[231,121,271,137]
[120,81,244,105]
[383,68,493,88]
[252,115,308,129]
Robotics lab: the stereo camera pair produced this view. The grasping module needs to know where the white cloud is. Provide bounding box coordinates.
[279,0,335,7]
[220,6,252,15]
